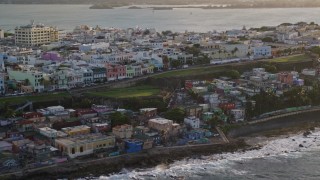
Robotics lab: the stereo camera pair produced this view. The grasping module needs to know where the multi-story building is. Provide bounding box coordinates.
[80,67,93,85]
[278,72,294,85]
[8,69,44,92]
[15,22,59,47]
[105,64,126,81]
[126,65,135,78]
[112,124,133,139]
[230,109,245,122]
[252,46,272,58]
[91,67,106,82]
[55,133,115,158]
[184,116,200,129]
[0,29,4,39]
[148,118,173,132]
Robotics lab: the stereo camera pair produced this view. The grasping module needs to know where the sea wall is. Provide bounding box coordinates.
[13,140,247,180]
[228,110,320,138]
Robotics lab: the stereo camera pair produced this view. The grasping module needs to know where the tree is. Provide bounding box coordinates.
[24,79,30,86]
[170,60,181,68]
[263,64,277,73]
[208,116,219,128]
[245,101,255,120]
[164,108,185,124]
[224,70,240,79]
[186,59,193,65]
[110,112,130,127]
[39,78,44,85]
[74,98,92,108]
[185,46,201,57]
[5,108,15,118]
[262,37,274,42]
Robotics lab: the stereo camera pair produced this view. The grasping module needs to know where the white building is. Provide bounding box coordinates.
[38,127,67,139]
[184,116,200,129]
[230,109,245,122]
[301,69,316,76]
[47,106,65,114]
[253,46,272,58]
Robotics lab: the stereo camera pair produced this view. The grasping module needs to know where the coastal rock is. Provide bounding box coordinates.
[299,144,304,148]
[303,131,311,137]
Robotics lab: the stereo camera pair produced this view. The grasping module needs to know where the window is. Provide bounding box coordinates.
[80,146,83,153]
[72,148,75,154]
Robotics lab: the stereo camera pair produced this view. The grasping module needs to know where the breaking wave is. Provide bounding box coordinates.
[96,129,320,180]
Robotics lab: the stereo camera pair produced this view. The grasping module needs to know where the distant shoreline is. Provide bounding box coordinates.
[91,5,320,10]
[0,3,320,10]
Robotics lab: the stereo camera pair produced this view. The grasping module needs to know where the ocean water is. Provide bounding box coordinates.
[1,5,320,32]
[96,130,320,180]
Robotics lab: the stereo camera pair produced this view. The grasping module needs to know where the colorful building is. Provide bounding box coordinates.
[124,139,143,153]
[61,125,91,136]
[8,70,44,92]
[105,64,126,81]
[55,133,115,158]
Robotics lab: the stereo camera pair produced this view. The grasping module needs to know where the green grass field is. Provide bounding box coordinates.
[0,92,71,106]
[86,85,161,98]
[152,66,227,78]
[269,54,311,63]
[153,54,311,78]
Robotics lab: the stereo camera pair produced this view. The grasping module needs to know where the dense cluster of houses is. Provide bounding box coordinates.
[0,21,320,172]
[0,103,219,171]
[173,66,318,124]
[1,21,319,94]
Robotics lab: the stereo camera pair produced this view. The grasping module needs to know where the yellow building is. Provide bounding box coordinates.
[61,125,91,136]
[112,124,133,139]
[15,22,59,47]
[55,133,115,158]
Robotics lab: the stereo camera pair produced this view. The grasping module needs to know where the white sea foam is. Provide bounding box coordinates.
[98,129,320,180]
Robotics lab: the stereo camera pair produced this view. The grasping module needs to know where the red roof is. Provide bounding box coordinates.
[76,109,97,116]
[18,120,33,125]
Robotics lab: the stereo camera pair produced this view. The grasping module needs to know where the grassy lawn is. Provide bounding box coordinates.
[153,66,227,78]
[86,85,161,98]
[0,92,71,106]
[270,54,311,63]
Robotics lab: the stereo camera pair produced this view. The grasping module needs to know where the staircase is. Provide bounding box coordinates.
[15,101,33,112]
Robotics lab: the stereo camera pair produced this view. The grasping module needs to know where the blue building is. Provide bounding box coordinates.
[125,139,143,153]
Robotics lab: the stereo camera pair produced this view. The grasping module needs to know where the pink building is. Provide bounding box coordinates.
[41,52,63,61]
[278,72,293,85]
[105,64,126,81]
